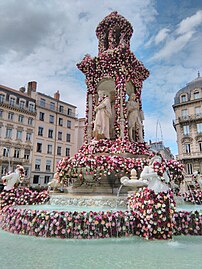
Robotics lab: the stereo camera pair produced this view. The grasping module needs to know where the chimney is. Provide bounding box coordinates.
[19,87,26,93]
[54,90,60,101]
[27,81,37,96]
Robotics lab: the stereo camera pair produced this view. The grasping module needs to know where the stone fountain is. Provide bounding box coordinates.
[56,11,151,195]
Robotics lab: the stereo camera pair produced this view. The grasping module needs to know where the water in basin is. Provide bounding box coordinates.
[0,229,201,269]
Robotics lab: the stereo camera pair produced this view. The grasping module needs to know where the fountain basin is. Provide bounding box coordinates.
[1,201,201,240]
[0,229,201,269]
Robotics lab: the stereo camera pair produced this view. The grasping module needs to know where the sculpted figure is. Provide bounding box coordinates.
[48,173,63,192]
[2,165,24,191]
[140,156,170,193]
[93,93,112,140]
[127,93,144,142]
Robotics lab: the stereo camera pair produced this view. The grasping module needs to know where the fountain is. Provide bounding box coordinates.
[0,12,201,244]
[56,11,150,196]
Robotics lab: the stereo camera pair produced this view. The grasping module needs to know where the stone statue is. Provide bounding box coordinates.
[140,156,170,193]
[48,173,63,192]
[2,165,25,191]
[93,93,112,140]
[127,93,144,142]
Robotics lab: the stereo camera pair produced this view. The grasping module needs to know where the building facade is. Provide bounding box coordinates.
[148,140,174,160]
[0,82,79,186]
[0,84,36,182]
[27,82,77,186]
[173,73,202,174]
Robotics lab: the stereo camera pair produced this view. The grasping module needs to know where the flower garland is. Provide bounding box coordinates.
[56,151,184,187]
[0,200,201,239]
[180,190,202,205]
[0,188,50,210]
[173,211,202,235]
[128,188,175,240]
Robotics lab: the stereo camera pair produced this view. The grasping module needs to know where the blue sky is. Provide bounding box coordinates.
[0,0,202,155]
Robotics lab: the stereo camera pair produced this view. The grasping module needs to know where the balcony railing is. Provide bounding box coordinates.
[173,113,202,125]
[37,101,77,118]
[0,100,36,114]
[180,151,202,159]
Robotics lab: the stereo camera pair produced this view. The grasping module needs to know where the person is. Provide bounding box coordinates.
[127,93,144,142]
[93,93,112,140]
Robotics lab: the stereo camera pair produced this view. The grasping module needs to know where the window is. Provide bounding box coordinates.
[35,159,41,171]
[183,125,190,135]
[16,130,22,140]
[24,167,29,177]
[0,109,3,118]
[197,123,202,134]
[59,117,63,126]
[185,144,191,154]
[49,115,54,124]
[67,120,71,128]
[6,128,12,138]
[57,146,62,156]
[50,102,55,110]
[66,147,70,156]
[199,141,202,152]
[29,103,35,112]
[36,143,42,153]
[181,109,188,118]
[48,129,53,138]
[66,133,71,142]
[18,115,24,123]
[24,149,30,160]
[194,91,200,99]
[67,108,72,116]
[181,95,187,102]
[33,175,40,184]
[9,97,15,106]
[26,132,32,141]
[14,148,20,158]
[47,144,52,154]
[19,100,25,109]
[59,105,64,113]
[3,147,10,157]
[40,98,46,107]
[7,112,14,120]
[58,131,62,140]
[186,163,193,175]
[46,160,51,172]
[195,107,201,116]
[28,117,33,125]
[39,112,45,121]
[44,176,50,184]
[38,127,43,136]
[0,94,5,103]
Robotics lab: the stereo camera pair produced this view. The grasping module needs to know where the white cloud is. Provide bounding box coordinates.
[152,31,194,60]
[154,28,170,44]
[176,10,202,35]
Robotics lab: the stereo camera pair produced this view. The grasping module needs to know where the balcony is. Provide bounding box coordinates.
[37,101,77,118]
[0,100,36,115]
[173,113,202,125]
[181,151,202,160]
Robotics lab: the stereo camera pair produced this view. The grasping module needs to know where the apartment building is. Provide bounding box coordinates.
[173,72,202,174]
[26,82,77,186]
[0,81,78,186]
[0,84,36,181]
